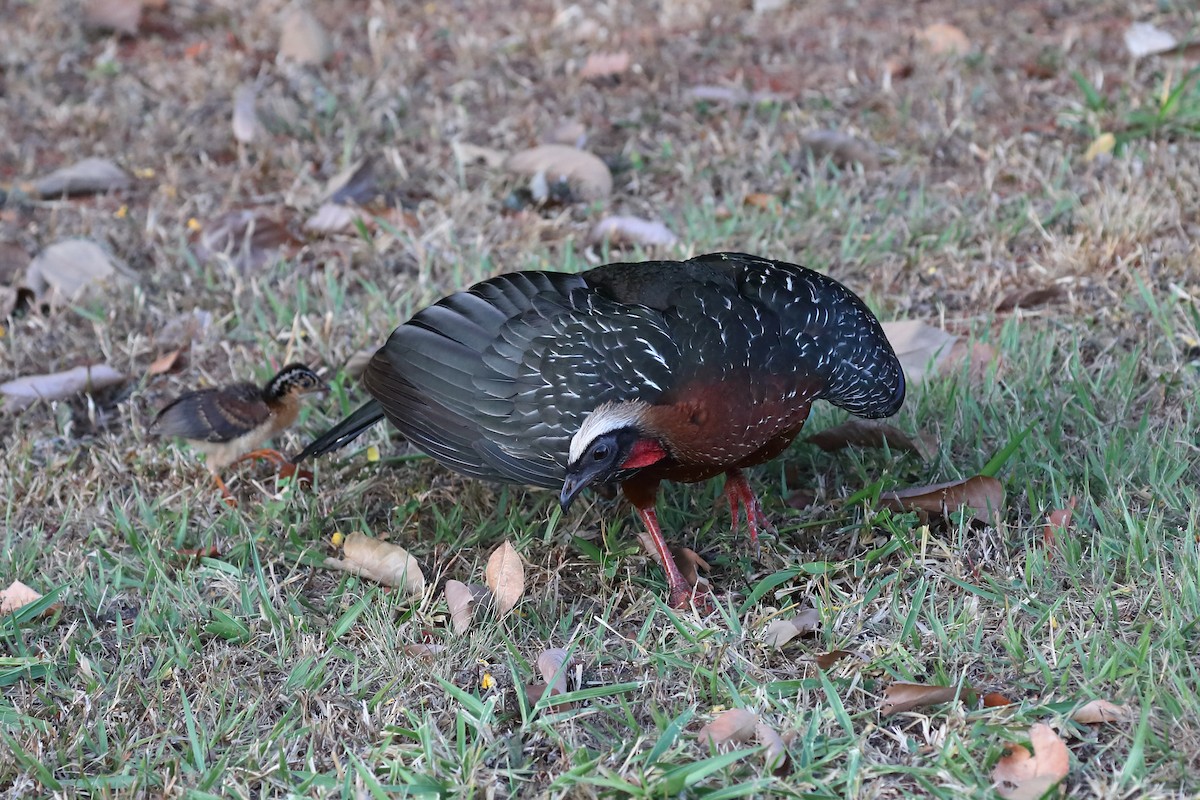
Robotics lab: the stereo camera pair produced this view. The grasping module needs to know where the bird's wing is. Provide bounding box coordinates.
[363,271,680,488]
[151,383,270,442]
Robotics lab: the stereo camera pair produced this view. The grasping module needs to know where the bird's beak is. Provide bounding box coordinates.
[559,475,584,512]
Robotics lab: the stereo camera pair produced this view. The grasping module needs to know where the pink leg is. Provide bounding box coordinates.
[635,506,713,612]
[723,469,776,554]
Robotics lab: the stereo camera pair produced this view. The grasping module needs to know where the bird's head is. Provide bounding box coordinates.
[560,401,668,511]
[264,364,328,402]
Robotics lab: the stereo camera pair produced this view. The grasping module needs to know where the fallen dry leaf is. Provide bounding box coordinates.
[505,144,612,201]
[996,285,1065,312]
[880,475,1005,527]
[231,85,259,144]
[801,129,878,168]
[756,720,791,775]
[993,723,1070,800]
[536,647,571,698]
[743,192,780,211]
[763,607,820,649]
[1084,132,1116,163]
[589,216,678,247]
[1124,22,1176,59]
[445,579,485,635]
[579,51,631,79]
[670,545,709,588]
[807,419,936,460]
[880,320,957,385]
[279,7,333,65]
[919,22,971,56]
[322,532,425,596]
[304,203,360,235]
[1043,496,1078,546]
[984,692,1017,708]
[325,157,381,205]
[173,545,221,562]
[31,157,131,198]
[814,650,854,670]
[698,708,758,748]
[83,0,142,34]
[276,461,313,489]
[880,682,972,716]
[147,348,187,376]
[1,364,126,411]
[485,541,525,616]
[158,309,214,349]
[1071,699,1130,725]
[944,339,999,385]
[403,643,445,663]
[0,580,46,616]
[25,239,135,306]
[198,210,294,272]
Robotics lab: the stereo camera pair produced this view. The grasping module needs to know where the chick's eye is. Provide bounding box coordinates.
[592,445,609,461]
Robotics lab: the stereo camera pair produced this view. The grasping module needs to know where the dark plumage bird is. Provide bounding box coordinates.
[152,364,326,505]
[295,253,904,607]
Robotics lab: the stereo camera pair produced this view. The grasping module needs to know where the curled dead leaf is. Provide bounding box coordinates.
[325,157,381,206]
[279,8,333,65]
[813,650,854,670]
[173,545,221,562]
[880,682,972,716]
[1,364,126,411]
[879,475,1005,527]
[944,339,999,385]
[879,320,957,385]
[505,144,612,201]
[1043,496,1078,546]
[25,239,135,305]
[31,157,131,198]
[919,23,971,56]
[485,541,525,616]
[322,532,425,596]
[762,607,820,649]
[670,545,709,588]
[1071,699,1130,725]
[984,692,1017,708]
[698,708,758,748]
[589,216,678,247]
[403,643,445,663]
[996,285,1065,312]
[198,210,294,272]
[579,51,631,79]
[536,647,571,698]
[276,461,313,489]
[807,419,936,460]
[0,580,50,616]
[147,348,187,377]
[756,721,791,775]
[992,723,1070,800]
[304,203,360,235]
[445,579,481,635]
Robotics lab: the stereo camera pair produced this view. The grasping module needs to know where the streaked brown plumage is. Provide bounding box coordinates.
[151,364,325,504]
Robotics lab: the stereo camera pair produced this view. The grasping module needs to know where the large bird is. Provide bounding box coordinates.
[295,253,904,608]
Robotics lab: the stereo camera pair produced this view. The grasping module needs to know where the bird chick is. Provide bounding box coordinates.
[151,363,326,505]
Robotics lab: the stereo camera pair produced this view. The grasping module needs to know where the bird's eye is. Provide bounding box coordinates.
[592,445,609,461]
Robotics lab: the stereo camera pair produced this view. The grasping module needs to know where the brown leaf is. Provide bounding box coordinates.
[1043,496,1078,546]
[403,643,445,663]
[173,545,221,561]
[276,462,313,489]
[445,579,477,635]
[579,51,631,79]
[785,490,815,510]
[25,239,135,305]
[83,0,143,34]
[279,8,333,65]
[756,721,791,775]
[1,364,126,411]
[158,309,214,349]
[198,210,294,272]
[231,85,259,144]
[588,216,678,247]
[31,157,131,198]
[304,203,360,235]
[801,130,878,168]
[743,192,780,210]
[505,144,613,201]
[993,723,1070,800]
[670,545,709,588]
[880,682,972,716]
[485,541,525,616]
[807,419,936,460]
[944,340,999,385]
[879,320,957,385]
[879,475,1005,527]
[984,692,1017,708]
[763,607,820,648]
[698,708,758,748]
[322,532,425,596]
[324,157,381,206]
[0,580,47,616]
[919,23,971,56]
[996,285,1065,312]
[814,650,854,670]
[147,348,187,376]
[1070,699,1130,725]
[536,647,571,698]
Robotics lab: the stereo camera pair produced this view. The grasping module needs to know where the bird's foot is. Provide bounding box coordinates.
[724,469,776,558]
[230,448,290,468]
[212,474,238,508]
[636,505,716,615]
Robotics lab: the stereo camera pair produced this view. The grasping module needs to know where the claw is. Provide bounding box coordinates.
[723,469,776,556]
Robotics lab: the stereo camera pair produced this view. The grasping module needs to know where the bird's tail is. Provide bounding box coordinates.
[292,400,386,463]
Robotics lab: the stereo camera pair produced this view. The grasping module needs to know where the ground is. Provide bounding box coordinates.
[2,0,1199,797]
